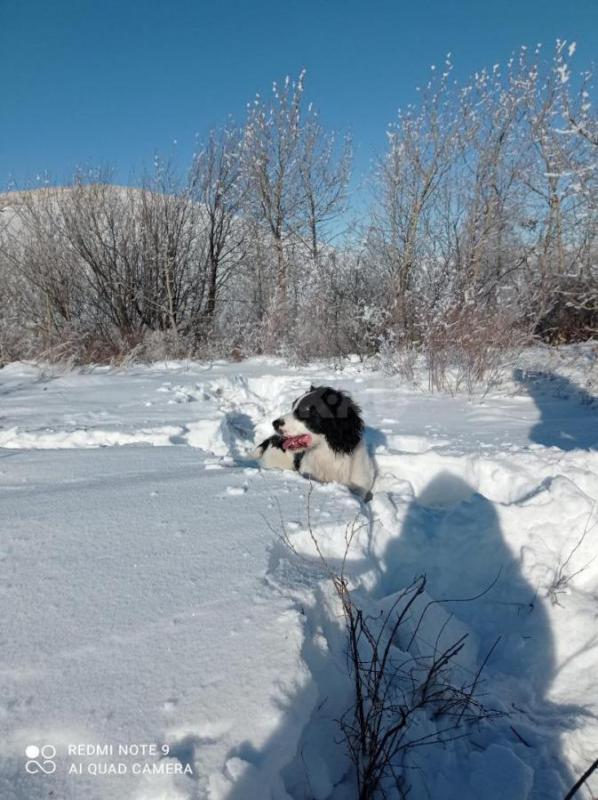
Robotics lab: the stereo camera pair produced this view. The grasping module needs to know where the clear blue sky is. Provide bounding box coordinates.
[1,0,597,189]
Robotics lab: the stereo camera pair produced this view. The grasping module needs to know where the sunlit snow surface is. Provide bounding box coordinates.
[1,350,597,800]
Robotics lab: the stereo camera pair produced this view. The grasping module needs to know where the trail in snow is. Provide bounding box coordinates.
[0,352,597,799]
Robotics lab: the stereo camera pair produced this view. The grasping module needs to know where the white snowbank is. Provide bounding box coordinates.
[1,351,597,799]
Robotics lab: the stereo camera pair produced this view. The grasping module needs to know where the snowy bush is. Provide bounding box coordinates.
[0,42,595,371]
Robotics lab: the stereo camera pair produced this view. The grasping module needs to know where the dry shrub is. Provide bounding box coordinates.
[535,277,598,344]
[422,306,530,394]
[376,330,419,381]
[30,326,142,366]
[337,575,502,799]
[127,329,193,363]
[283,493,502,800]
[27,324,196,367]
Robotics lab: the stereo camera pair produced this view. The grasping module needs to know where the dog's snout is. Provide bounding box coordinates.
[272,418,284,432]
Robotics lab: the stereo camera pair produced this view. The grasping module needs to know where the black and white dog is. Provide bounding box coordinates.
[251,385,375,501]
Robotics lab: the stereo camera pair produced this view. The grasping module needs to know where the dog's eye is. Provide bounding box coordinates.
[296,405,311,419]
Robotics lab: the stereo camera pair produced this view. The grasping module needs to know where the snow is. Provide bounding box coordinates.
[1,350,597,799]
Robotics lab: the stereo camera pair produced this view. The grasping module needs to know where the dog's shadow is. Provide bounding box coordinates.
[364,425,388,456]
[222,411,256,459]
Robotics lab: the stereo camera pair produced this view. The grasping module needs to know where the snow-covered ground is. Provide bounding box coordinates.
[1,349,597,800]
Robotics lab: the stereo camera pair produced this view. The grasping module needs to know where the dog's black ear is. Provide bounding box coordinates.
[310,384,317,391]
[324,390,363,454]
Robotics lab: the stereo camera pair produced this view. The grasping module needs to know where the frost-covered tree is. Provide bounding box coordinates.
[1,42,596,366]
[365,42,597,349]
[296,114,352,266]
[188,125,247,337]
[243,73,306,339]
[369,57,463,336]
[242,71,351,346]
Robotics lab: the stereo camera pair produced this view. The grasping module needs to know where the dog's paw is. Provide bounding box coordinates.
[246,445,264,460]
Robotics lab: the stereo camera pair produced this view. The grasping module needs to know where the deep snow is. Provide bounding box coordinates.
[0,350,597,800]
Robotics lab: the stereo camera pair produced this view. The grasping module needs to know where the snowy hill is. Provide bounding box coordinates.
[1,351,597,799]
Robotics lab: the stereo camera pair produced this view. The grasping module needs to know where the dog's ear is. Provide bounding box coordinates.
[310,384,317,391]
[324,391,363,454]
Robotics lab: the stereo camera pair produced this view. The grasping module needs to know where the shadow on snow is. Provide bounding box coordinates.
[210,470,586,799]
[514,368,598,451]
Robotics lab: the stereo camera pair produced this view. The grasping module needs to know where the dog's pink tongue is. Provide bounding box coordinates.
[282,434,312,451]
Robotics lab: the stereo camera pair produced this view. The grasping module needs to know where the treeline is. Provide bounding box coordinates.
[0,43,596,382]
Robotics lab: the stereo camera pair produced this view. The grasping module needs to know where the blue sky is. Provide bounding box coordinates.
[1,0,597,189]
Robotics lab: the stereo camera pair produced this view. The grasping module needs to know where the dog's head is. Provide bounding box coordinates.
[272,385,363,454]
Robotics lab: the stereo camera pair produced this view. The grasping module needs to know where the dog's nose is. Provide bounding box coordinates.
[273,418,284,432]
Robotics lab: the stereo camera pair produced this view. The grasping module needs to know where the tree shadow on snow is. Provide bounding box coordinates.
[514,368,598,451]
[374,471,583,799]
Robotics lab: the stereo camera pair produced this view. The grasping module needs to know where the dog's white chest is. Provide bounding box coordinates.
[301,440,374,495]
[301,445,352,484]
